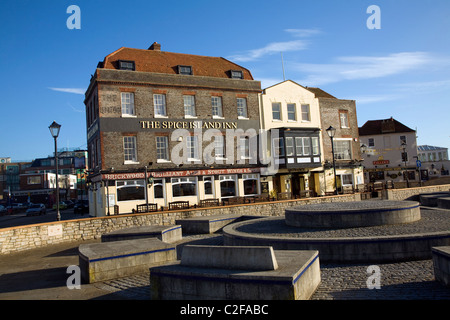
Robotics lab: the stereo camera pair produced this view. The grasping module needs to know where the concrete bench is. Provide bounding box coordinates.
[175,214,242,234]
[79,238,176,283]
[419,192,450,207]
[432,246,450,287]
[150,246,321,300]
[437,197,450,210]
[181,245,278,271]
[101,225,182,243]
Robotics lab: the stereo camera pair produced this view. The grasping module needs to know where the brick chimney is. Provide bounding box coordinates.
[148,42,161,51]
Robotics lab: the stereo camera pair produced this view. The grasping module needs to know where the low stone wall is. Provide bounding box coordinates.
[0,194,359,255]
[384,184,450,201]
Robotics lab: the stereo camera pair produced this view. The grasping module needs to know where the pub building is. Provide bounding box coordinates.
[84,42,263,216]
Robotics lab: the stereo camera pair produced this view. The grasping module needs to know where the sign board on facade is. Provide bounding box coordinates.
[373,160,390,165]
[101,168,261,181]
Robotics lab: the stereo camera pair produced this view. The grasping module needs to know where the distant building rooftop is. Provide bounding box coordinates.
[359,117,415,136]
[418,145,448,152]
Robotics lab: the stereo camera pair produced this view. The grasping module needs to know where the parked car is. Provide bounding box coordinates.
[64,200,75,208]
[52,202,68,210]
[7,203,26,213]
[26,203,47,216]
[0,205,7,215]
[74,200,89,214]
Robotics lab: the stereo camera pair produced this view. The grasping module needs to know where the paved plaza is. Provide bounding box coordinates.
[0,207,450,300]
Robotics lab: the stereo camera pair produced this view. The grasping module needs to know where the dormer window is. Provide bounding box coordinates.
[178,65,193,75]
[118,60,135,71]
[230,70,243,79]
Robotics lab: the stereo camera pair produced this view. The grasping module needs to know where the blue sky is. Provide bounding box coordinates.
[1,0,449,161]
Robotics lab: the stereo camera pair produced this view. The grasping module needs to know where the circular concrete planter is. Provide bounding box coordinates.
[285,200,421,228]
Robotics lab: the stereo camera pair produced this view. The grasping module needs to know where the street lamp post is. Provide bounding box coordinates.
[401,141,409,188]
[49,121,61,221]
[326,126,339,195]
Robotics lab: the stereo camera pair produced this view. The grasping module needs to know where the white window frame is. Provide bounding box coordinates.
[295,137,311,156]
[123,136,138,164]
[183,95,196,118]
[301,104,310,122]
[154,94,167,117]
[156,136,169,162]
[312,137,320,156]
[333,139,352,160]
[116,179,145,202]
[239,136,250,159]
[285,137,294,156]
[272,102,281,121]
[121,92,135,117]
[214,135,225,159]
[219,174,238,198]
[242,174,259,196]
[287,103,296,121]
[273,137,285,157]
[186,136,200,161]
[153,178,165,199]
[171,177,198,197]
[339,111,349,128]
[237,97,248,119]
[211,96,223,118]
[203,176,215,196]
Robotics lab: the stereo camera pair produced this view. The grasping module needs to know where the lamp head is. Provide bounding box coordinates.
[49,121,61,138]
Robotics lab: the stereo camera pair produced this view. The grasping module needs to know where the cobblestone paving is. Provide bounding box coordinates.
[235,207,450,238]
[94,233,450,300]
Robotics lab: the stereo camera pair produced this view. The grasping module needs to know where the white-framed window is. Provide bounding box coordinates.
[272,103,281,121]
[187,136,199,160]
[301,104,310,122]
[156,136,169,161]
[172,177,197,197]
[219,175,237,198]
[243,174,259,196]
[123,136,137,163]
[333,139,352,160]
[339,110,349,128]
[211,96,223,118]
[116,180,145,202]
[340,174,353,186]
[287,103,296,121]
[237,98,248,118]
[312,137,320,155]
[153,179,165,199]
[295,137,311,156]
[203,176,214,195]
[285,137,294,156]
[154,94,167,117]
[239,136,250,159]
[183,95,196,117]
[214,135,225,158]
[273,137,285,157]
[121,92,135,116]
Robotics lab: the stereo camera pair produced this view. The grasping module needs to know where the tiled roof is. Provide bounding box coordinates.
[359,117,415,136]
[305,87,337,99]
[100,43,254,80]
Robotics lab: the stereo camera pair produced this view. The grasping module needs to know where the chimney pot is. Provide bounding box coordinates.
[149,42,161,51]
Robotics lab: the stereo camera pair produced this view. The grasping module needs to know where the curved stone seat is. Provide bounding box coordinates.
[285,200,420,228]
[437,197,450,210]
[101,225,182,243]
[420,193,450,207]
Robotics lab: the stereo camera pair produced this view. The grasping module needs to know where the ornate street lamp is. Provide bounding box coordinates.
[401,141,409,188]
[326,126,338,195]
[49,121,61,221]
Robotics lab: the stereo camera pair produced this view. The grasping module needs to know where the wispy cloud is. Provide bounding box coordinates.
[48,87,85,95]
[67,102,83,113]
[227,28,320,62]
[295,52,433,86]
